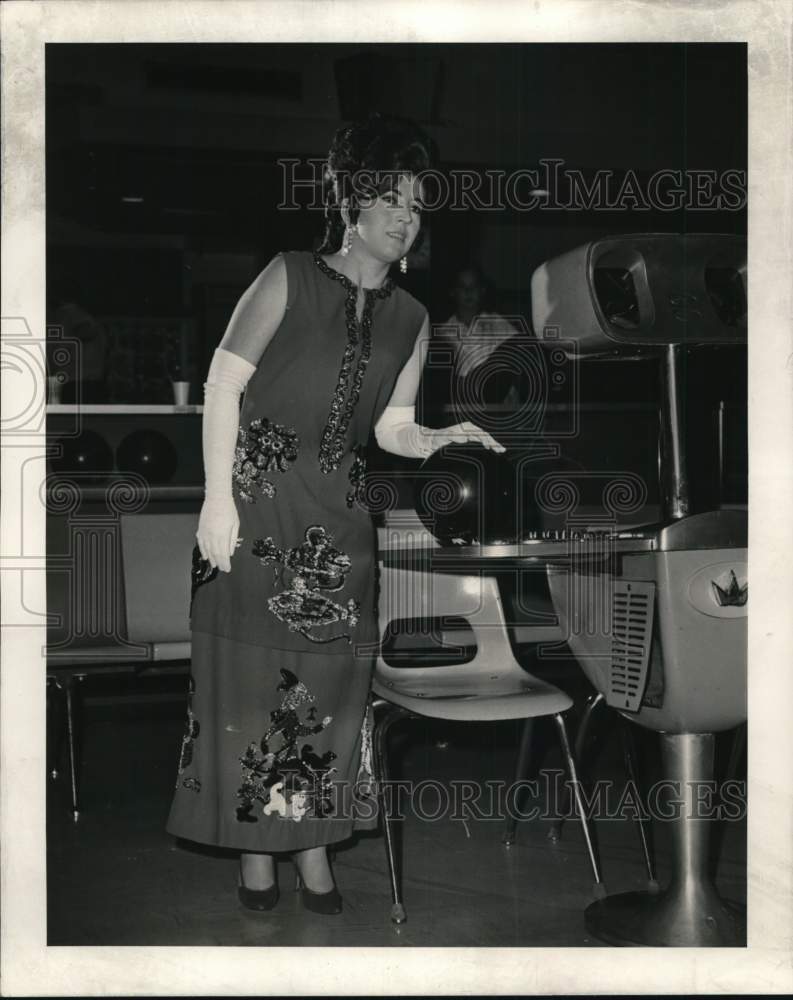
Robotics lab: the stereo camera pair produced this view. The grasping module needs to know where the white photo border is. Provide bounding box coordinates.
[2,0,791,995]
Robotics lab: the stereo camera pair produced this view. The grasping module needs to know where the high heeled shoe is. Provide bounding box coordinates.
[237,861,279,911]
[293,863,343,915]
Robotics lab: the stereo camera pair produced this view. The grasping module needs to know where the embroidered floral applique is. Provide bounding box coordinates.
[252,525,360,644]
[235,668,337,823]
[233,417,299,503]
[176,674,201,791]
[358,704,374,788]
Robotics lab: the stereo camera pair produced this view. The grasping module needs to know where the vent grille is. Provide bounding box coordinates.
[608,580,655,712]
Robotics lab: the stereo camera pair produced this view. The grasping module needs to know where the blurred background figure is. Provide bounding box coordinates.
[419,263,524,429]
[47,280,107,403]
[440,264,521,381]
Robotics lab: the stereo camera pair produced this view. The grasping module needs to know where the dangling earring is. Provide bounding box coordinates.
[400,256,408,274]
[341,225,355,256]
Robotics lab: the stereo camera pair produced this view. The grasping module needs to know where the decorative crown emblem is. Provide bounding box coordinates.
[711,570,748,608]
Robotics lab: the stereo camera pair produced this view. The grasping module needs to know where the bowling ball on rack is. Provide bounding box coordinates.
[51,430,113,480]
[116,428,178,483]
[413,443,541,546]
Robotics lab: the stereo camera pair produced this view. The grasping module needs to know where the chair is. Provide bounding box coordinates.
[119,512,197,659]
[47,512,197,818]
[371,528,606,924]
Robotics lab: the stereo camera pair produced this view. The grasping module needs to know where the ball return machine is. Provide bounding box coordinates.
[531,234,747,946]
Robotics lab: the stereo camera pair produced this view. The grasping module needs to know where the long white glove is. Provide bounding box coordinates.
[196,347,257,572]
[374,405,505,458]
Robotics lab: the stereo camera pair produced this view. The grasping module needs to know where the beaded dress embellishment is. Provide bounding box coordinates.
[236,668,337,823]
[233,417,299,503]
[313,253,394,473]
[176,674,201,792]
[345,444,367,509]
[253,525,360,644]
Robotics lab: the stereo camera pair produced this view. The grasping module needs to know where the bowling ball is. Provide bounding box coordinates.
[414,444,540,546]
[116,428,178,483]
[51,430,113,479]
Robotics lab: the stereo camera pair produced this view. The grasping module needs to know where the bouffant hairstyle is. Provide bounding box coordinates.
[318,113,432,254]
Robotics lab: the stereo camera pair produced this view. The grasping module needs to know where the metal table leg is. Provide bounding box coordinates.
[585,732,745,946]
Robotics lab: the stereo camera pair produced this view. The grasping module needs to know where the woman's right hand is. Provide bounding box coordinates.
[196,496,240,573]
[429,422,506,455]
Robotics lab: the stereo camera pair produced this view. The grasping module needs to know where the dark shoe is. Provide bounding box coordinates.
[237,864,279,911]
[294,868,343,915]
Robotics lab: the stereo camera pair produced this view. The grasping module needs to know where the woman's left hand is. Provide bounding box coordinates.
[429,421,506,454]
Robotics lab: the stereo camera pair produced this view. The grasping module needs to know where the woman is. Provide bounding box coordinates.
[166,114,502,916]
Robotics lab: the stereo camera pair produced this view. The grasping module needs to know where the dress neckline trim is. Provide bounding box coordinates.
[312,252,395,299]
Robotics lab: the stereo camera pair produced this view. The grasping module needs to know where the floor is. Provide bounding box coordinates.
[46,664,746,947]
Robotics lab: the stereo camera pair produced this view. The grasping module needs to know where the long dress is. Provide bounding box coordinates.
[166,250,426,852]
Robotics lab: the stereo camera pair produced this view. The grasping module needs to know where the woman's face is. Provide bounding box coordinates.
[353,173,424,265]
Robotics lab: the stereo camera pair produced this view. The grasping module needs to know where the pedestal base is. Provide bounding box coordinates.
[585,888,745,947]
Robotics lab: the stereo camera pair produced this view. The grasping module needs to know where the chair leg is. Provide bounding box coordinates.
[47,676,66,781]
[64,675,84,822]
[372,702,411,925]
[619,720,660,893]
[502,718,534,846]
[553,713,606,899]
[548,692,605,844]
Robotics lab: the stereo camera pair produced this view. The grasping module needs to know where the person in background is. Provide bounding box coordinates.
[47,282,107,403]
[419,263,522,428]
[439,264,520,380]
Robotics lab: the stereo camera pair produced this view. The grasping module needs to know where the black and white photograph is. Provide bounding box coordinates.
[2,1,792,995]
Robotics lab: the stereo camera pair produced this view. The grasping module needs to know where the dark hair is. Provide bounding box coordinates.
[452,262,488,289]
[450,262,492,305]
[318,113,432,254]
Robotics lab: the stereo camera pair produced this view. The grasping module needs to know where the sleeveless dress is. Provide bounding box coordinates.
[166,251,426,852]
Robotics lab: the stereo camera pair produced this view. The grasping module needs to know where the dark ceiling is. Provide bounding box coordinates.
[47,42,746,238]
[45,41,747,328]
